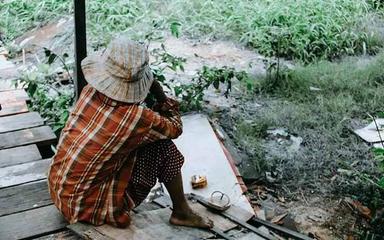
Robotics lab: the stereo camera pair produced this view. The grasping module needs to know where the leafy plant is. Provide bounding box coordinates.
[149,44,251,112]
[174,66,251,112]
[368,0,384,9]
[170,21,182,38]
[17,49,74,135]
[374,148,384,187]
[2,0,384,63]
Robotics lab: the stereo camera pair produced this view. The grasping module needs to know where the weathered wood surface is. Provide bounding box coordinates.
[133,201,162,213]
[188,200,237,232]
[0,79,22,92]
[0,112,44,133]
[68,223,115,240]
[0,144,42,168]
[0,89,29,103]
[0,126,56,150]
[155,194,253,226]
[70,208,213,240]
[0,101,28,117]
[0,57,18,80]
[0,180,51,217]
[175,114,254,213]
[0,158,50,188]
[0,205,67,240]
[226,204,255,222]
[34,229,81,240]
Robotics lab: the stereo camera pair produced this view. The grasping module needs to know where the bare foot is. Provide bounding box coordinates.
[169,210,214,229]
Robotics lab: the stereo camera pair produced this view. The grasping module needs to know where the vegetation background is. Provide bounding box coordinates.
[1,0,384,238]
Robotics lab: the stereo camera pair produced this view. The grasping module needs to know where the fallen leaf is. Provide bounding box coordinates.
[347,235,355,240]
[353,201,371,219]
[343,197,371,220]
[271,213,288,224]
[314,231,328,240]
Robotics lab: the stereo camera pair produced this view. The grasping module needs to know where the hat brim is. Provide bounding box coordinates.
[81,51,154,103]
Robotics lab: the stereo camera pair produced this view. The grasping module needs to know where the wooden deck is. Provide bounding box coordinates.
[0,56,78,239]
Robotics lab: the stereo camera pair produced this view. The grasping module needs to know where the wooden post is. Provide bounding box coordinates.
[74,0,87,100]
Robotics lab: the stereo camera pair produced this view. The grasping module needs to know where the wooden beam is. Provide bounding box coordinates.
[0,180,51,217]
[0,158,50,188]
[69,208,213,240]
[0,112,44,133]
[0,126,56,150]
[0,89,29,103]
[0,205,67,240]
[0,144,42,168]
[74,0,87,99]
[0,101,28,117]
[33,229,80,240]
[0,79,22,92]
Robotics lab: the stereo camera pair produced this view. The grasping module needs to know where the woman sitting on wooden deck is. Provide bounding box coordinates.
[47,36,213,229]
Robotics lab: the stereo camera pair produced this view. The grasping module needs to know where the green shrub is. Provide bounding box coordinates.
[1,0,383,63]
[0,0,72,42]
[17,50,74,135]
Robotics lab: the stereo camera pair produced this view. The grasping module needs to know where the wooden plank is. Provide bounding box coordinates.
[0,112,44,133]
[188,200,237,232]
[0,205,67,240]
[0,58,18,80]
[0,126,56,150]
[0,144,42,168]
[68,223,114,240]
[0,101,28,117]
[0,89,29,103]
[154,195,239,232]
[34,229,81,240]
[175,114,254,213]
[70,208,213,240]
[0,79,21,92]
[226,204,255,222]
[0,158,50,188]
[133,202,162,213]
[0,180,51,217]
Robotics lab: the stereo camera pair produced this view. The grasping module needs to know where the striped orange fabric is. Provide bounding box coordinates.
[47,85,182,227]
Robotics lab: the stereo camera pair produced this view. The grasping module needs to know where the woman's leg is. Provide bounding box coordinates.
[164,172,213,228]
[126,140,213,228]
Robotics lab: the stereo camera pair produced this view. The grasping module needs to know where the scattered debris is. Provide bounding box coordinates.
[353,118,384,143]
[342,197,372,220]
[309,86,322,91]
[337,168,354,176]
[271,213,288,225]
[207,191,231,212]
[265,128,303,160]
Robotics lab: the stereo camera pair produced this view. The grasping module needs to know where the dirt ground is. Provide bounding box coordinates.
[9,18,382,239]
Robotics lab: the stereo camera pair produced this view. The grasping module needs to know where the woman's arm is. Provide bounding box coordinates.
[141,98,183,142]
[140,80,183,142]
[149,80,167,104]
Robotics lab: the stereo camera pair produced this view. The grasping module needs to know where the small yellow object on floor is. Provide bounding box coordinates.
[191,175,208,189]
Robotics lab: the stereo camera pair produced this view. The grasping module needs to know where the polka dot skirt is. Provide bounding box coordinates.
[126,140,184,206]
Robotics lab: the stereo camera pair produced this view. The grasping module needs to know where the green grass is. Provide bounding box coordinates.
[270,53,384,114]
[1,0,384,62]
[228,53,384,223]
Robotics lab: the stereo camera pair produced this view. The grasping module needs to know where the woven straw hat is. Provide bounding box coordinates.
[81,36,153,103]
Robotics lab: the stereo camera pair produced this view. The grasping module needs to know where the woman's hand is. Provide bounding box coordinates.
[150,80,167,103]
